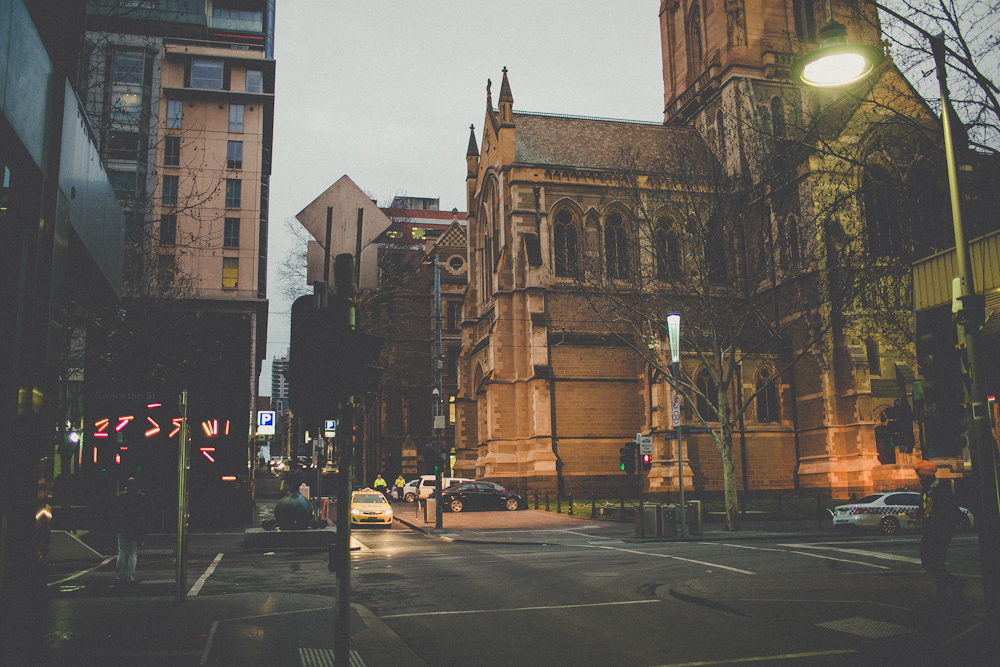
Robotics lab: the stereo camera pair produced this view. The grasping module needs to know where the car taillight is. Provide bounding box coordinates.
[855,507,869,514]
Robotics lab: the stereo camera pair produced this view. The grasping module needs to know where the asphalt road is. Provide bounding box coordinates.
[46,505,992,667]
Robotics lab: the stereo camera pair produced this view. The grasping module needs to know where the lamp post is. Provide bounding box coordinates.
[666,313,686,538]
[792,8,1000,633]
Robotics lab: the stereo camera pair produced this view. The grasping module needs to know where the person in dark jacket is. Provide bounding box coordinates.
[112,477,149,585]
[914,461,965,600]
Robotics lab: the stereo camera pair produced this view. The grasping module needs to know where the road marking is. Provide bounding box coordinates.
[587,545,756,575]
[645,649,857,666]
[187,553,223,596]
[779,544,921,564]
[48,556,115,586]
[381,599,660,619]
[787,550,890,569]
[711,543,787,553]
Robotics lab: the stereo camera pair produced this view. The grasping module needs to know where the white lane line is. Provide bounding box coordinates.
[714,542,891,569]
[187,553,223,596]
[588,545,756,575]
[48,557,115,586]
[646,649,858,666]
[778,544,921,564]
[381,598,659,619]
[787,551,890,569]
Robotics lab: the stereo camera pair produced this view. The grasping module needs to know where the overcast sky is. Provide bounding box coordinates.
[262,1,665,393]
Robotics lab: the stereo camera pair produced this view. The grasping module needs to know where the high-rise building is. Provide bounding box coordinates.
[79,1,276,526]
[271,349,289,415]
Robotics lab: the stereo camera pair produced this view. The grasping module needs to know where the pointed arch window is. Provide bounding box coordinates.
[655,217,682,281]
[771,97,786,138]
[861,162,905,257]
[696,368,718,421]
[716,110,725,155]
[705,214,727,285]
[604,211,631,279]
[755,367,779,423]
[687,4,703,77]
[553,209,579,277]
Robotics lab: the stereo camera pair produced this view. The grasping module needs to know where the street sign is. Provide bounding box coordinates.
[639,435,653,456]
[325,419,337,437]
[671,394,681,425]
[257,411,276,435]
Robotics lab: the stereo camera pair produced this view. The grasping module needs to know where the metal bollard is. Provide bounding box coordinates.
[557,496,561,514]
[591,493,597,519]
[568,492,574,516]
[545,491,550,511]
[534,491,539,510]
[620,496,626,523]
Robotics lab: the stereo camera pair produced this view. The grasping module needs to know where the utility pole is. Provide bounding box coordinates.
[175,390,190,603]
[433,254,444,529]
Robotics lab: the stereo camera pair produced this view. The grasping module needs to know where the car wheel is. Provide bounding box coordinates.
[880,516,900,535]
[450,499,463,513]
[404,492,416,503]
[505,498,519,511]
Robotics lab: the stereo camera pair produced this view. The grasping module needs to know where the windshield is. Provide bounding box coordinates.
[354,494,386,504]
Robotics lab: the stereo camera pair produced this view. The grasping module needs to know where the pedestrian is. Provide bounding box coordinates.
[111,477,150,586]
[913,461,965,601]
[373,474,387,496]
[394,475,406,501]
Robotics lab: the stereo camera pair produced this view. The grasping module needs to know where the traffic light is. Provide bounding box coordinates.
[619,444,636,475]
[289,293,384,422]
[641,453,652,471]
[884,399,915,454]
[915,307,966,458]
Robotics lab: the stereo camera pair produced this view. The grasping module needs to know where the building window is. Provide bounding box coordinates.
[164,136,180,166]
[222,257,239,288]
[861,164,905,257]
[706,215,728,284]
[655,217,682,280]
[866,339,881,376]
[227,140,243,169]
[449,395,456,425]
[109,91,141,125]
[225,179,241,208]
[111,51,144,84]
[756,367,779,423]
[109,170,137,197]
[553,209,578,277]
[411,227,426,240]
[212,8,263,32]
[108,131,140,160]
[160,214,177,245]
[446,302,459,330]
[157,254,175,288]
[229,104,244,132]
[604,211,630,279]
[191,59,223,89]
[771,97,786,138]
[162,174,178,206]
[716,109,725,155]
[224,217,240,248]
[687,4,703,76]
[793,0,818,42]
[696,368,718,421]
[245,69,263,93]
[166,99,183,129]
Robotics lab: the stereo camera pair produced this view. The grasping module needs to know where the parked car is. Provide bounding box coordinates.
[831,491,973,535]
[401,476,474,503]
[435,481,524,512]
[350,489,394,527]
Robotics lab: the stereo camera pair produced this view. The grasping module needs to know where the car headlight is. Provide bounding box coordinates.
[351,508,362,515]
[384,509,393,516]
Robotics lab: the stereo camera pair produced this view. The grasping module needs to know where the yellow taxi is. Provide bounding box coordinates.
[349,488,393,527]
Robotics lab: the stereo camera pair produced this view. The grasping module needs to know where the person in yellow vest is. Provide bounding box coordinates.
[394,475,406,501]
[373,474,387,497]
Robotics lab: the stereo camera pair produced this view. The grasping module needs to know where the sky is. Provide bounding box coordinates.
[262,1,666,393]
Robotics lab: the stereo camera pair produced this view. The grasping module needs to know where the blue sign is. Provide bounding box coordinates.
[324,420,336,437]
[257,411,276,435]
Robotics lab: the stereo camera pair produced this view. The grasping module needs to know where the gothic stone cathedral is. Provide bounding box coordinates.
[453,1,964,500]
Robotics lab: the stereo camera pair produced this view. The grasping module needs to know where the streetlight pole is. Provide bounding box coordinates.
[667,314,686,538]
[792,10,1000,633]
[433,254,444,529]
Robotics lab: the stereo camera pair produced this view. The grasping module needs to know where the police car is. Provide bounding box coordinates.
[831,491,973,535]
[350,489,394,527]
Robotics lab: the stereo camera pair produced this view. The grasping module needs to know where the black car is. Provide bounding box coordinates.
[437,482,524,512]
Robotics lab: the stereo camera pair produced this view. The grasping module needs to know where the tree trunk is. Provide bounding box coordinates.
[719,428,741,531]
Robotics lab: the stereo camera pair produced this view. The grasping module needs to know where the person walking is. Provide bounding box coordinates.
[111,477,150,586]
[913,461,965,601]
[394,475,406,501]
[373,474,387,496]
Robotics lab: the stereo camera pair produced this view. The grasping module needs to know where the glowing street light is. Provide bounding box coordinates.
[666,313,686,537]
[789,18,883,87]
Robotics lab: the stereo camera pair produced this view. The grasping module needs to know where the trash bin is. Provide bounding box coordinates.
[635,504,660,537]
[686,500,702,535]
[660,505,678,537]
[423,498,436,524]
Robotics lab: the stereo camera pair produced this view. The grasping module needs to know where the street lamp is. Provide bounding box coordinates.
[789,13,883,87]
[792,7,1000,633]
[666,313,686,538]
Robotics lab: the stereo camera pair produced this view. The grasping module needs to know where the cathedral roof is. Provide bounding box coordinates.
[512,112,715,174]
